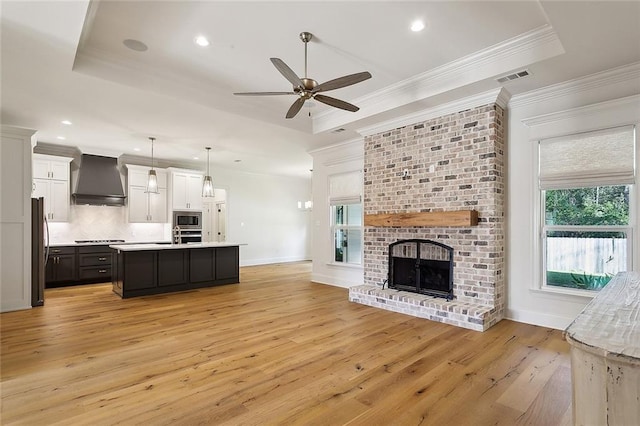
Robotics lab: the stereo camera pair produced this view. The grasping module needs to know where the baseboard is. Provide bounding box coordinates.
[1,302,32,313]
[505,308,573,331]
[240,256,310,267]
[311,273,363,288]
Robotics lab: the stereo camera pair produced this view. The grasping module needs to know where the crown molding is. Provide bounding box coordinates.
[308,137,363,155]
[355,87,511,137]
[1,125,37,138]
[309,138,364,166]
[313,24,563,134]
[521,94,640,141]
[33,142,81,159]
[510,62,640,109]
[522,94,640,128]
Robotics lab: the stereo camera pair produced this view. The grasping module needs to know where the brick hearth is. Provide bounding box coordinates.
[354,103,505,331]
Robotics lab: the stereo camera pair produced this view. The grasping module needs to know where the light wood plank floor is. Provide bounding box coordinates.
[1,262,572,425]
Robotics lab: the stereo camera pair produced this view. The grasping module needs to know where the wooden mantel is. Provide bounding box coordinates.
[364,210,478,227]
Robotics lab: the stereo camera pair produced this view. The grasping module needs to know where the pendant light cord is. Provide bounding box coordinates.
[149,137,155,170]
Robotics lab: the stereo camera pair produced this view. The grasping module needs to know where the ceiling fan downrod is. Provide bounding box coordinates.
[300,32,312,78]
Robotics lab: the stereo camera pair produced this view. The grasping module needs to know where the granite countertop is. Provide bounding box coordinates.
[564,271,640,363]
[110,242,246,251]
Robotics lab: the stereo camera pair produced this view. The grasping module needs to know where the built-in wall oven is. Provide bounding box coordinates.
[172,211,203,244]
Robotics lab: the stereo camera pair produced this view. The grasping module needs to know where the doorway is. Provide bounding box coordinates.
[202,188,227,242]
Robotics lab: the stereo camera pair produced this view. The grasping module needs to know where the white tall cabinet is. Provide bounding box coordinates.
[1,126,37,312]
[168,168,203,211]
[126,164,168,223]
[32,154,72,222]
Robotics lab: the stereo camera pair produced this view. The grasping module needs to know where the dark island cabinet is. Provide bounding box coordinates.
[190,248,216,283]
[216,246,239,281]
[113,245,239,298]
[123,251,157,290]
[158,250,188,287]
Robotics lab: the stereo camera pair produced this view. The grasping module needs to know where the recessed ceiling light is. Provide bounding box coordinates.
[56,136,66,140]
[61,120,72,125]
[134,148,141,152]
[193,156,199,160]
[411,20,425,32]
[194,35,210,47]
[123,39,148,52]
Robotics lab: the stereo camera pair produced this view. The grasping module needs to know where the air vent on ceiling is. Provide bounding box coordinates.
[496,69,531,84]
[331,128,346,134]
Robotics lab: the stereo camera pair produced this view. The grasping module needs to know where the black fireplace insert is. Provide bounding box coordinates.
[388,239,454,300]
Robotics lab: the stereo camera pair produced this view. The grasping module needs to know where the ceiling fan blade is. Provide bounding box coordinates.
[270,58,303,89]
[234,92,296,96]
[286,97,306,119]
[312,71,372,93]
[314,94,359,112]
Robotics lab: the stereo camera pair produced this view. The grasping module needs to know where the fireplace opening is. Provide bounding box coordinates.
[388,239,454,300]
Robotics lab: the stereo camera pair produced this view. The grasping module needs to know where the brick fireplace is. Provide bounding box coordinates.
[349,103,505,331]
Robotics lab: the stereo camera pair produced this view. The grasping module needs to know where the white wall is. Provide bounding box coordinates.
[1,126,36,312]
[310,139,364,287]
[506,64,640,330]
[211,167,311,266]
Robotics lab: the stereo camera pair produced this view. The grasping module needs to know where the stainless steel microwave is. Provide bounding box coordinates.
[173,211,202,229]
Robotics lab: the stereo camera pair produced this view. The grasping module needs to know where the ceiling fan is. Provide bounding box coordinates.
[234,32,372,119]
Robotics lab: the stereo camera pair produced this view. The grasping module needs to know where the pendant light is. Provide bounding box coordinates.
[145,137,159,194]
[202,146,214,197]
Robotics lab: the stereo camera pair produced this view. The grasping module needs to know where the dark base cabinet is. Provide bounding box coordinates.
[78,246,113,283]
[113,246,239,298]
[46,245,116,288]
[46,246,77,285]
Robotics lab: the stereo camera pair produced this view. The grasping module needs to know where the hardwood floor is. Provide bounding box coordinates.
[1,262,572,425]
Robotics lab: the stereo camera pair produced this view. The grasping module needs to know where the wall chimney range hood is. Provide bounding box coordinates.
[73,154,126,206]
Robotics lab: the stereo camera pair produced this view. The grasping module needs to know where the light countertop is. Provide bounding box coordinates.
[49,241,172,247]
[110,242,246,251]
[564,271,640,363]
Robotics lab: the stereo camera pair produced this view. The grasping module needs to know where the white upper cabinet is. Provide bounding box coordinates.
[33,154,70,181]
[126,164,168,223]
[32,154,72,222]
[169,169,203,211]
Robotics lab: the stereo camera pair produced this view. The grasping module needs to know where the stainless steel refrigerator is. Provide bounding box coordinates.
[31,197,49,307]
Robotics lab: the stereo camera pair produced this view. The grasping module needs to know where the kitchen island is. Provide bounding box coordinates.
[110,242,243,298]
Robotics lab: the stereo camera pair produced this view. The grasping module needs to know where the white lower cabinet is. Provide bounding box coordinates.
[126,165,168,223]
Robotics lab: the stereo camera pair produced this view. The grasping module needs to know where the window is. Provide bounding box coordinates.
[329,171,363,265]
[539,126,635,293]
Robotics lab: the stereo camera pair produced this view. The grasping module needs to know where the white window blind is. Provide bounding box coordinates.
[539,125,635,189]
[329,171,362,205]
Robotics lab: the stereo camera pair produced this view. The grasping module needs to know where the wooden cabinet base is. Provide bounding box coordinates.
[112,246,239,298]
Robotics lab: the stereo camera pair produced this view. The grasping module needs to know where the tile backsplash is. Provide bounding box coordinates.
[48,205,171,244]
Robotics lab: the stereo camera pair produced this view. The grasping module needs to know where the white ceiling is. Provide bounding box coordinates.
[2,1,639,178]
